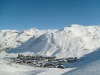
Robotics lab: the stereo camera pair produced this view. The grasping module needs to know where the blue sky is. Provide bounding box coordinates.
[0,0,100,30]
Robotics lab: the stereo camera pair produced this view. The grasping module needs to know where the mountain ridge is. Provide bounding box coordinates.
[1,24,100,58]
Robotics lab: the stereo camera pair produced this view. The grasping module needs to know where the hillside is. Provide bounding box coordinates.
[62,60,100,75]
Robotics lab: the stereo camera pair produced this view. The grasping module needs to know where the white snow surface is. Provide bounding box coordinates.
[0,59,48,75]
[62,60,100,75]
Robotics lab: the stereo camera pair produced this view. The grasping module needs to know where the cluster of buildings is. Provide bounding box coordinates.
[10,54,78,69]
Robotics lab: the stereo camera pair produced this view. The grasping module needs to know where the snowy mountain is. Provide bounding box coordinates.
[1,24,100,58]
[0,24,100,75]
[0,28,40,51]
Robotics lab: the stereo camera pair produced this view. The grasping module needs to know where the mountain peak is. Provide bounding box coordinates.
[1,25,100,58]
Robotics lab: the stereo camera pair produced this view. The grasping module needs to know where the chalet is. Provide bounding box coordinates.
[66,57,78,63]
[57,64,65,69]
[44,56,56,61]
[43,63,56,68]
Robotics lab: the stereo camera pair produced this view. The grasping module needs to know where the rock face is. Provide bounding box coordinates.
[1,24,100,58]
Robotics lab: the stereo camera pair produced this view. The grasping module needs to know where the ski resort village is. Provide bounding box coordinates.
[0,25,100,75]
[5,54,77,68]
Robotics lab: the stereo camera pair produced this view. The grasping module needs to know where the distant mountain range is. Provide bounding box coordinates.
[1,24,100,58]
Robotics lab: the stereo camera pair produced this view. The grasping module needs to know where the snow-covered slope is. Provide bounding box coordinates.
[1,24,100,58]
[0,28,41,51]
[62,60,100,75]
[0,58,47,75]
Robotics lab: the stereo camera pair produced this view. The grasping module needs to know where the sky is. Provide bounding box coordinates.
[0,0,100,30]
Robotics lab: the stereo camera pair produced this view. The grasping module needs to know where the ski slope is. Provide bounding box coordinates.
[63,60,100,75]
